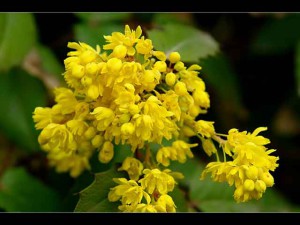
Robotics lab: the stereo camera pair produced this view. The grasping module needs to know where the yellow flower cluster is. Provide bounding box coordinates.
[109,157,182,212]
[201,127,279,202]
[33,25,208,179]
[32,24,279,211]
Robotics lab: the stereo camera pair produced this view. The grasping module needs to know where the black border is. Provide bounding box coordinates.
[1,0,300,12]
[0,212,299,224]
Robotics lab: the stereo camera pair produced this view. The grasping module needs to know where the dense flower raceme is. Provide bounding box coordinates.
[33,24,279,211]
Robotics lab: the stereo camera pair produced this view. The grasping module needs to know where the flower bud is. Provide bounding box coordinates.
[169,52,181,63]
[165,72,176,86]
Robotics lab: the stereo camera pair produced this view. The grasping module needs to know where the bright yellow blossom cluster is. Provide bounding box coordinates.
[32,24,279,211]
[201,127,279,202]
[109,157,182,212]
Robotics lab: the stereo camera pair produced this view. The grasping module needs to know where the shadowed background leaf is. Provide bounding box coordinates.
[0,13,37,71]
[147,23,219,62]
[0,167,62,212]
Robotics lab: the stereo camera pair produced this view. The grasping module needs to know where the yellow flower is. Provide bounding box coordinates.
[32,24,279,207]
[165,72,177,87]
[32,107,53,130]
[47,150,91,178]
[174,81,188,96]
[38,123,77,153]
[91,107,115,131]
[139,168,176,195]
[118,157,144,181]
[108,178,151,212]
[201,160,277,202]
[200,137,217,157]
[98,141,114,163]
[171,140,196,163]
[66,120,88,136]
[155,194,176,212]
[194,120,215,138]
[136,37,153,56]
[226,127,279,170]
[156,146,175,167]
[103,24,142,56]
[54,88,78,115]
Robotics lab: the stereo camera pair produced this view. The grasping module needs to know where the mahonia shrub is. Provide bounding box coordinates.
[33,24,279,212]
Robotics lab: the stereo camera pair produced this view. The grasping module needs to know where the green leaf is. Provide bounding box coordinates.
[147,23,219,63]
[0,13,37,71]
[74,23,124,48]
[0,69,47,152]
[36,44,64,84]
[0,167,62,212]
[74,165,126,212]
[251,14,300,55]
[60,171,94,211]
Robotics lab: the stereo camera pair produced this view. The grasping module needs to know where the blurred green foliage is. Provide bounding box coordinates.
[0,12,300,212]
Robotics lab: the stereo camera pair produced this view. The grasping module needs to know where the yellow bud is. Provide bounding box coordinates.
[174,81,187,96]
[38,129,51,145]
[165,72,176,86]
[113,45,127,58]
[260,172,274,187]
[233,185,244,200]
[85,62,98,75]
[107,58,122,73]
[188,64,202,71]
[119,113,131,124]
[99,141,114,163]
[181,126,196,137]
[81,76,92,86]
[174,61,185,71]
[92,135,104,148]
[124,83,135,92]
[244,179,255,191]
[144,70,155,82]
[80,51,96,64]
[193,90,210,108]
[246,166,259,180]
[189,105,200,117]
[255,180,267,192]
[84,127,96,140]
[118,157,143,181]
[87,85,99,99]
[153,51,166,61]
[135,94,141,102]
[51,104,62,114]
[169,52,181,63]
[153,61,167,72]
[121,122,135,135]
[129,104,140,115]
[72,64,85,78]
[201,138,217,157]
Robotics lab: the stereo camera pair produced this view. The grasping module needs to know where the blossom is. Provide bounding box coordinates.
[118,157,144,181]
[32,24,279,208]
[139,168,176,195]
[201,127,279,202]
